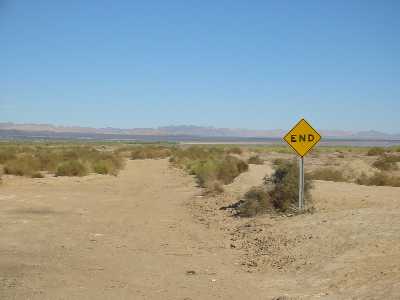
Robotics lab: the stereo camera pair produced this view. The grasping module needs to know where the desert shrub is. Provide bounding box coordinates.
[188,159,219,186]
[227,147,243,155]
[309,168,347,182]
[236,187,272,217]
[96,152,124,174]
[268,160,312,212]
[372,155,400,171]
[93,158,120,175]
[0,147,17,163]
[3,156,40,176]
[187,155,248,186]
[51,147,123,176]
[367,147,386,156]
[55,160,88,177]
[170,146,225,164]
[170,146,248,193]
[248,155,264,165]
[356,172,400,187]
[93,161,110,175]
[36,149,61,172]
[131,146,171,160]
[31,172,44,178]
[0,143,125,177]
[235,159,313,216]
[217,156,248,184]
[271,158,287,166]
[204,180,225,195]
[115,145,140,158]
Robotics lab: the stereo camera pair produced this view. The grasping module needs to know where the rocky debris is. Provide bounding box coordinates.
[185,270,196,275]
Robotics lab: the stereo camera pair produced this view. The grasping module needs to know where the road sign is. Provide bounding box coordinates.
[283,119,321,211]
[283,118,321,157]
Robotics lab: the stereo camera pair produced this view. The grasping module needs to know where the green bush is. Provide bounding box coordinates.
[187,155,248,186]
[248,155,264,165]
[93,152,124,175]
[367,147,386,156]
[309,168,347,182]
[93,159,118,175]
[170,147,248,193]
[235,159,313,216]
[55,161,88,177]
[189,159,219,186]
[268,160,312,212]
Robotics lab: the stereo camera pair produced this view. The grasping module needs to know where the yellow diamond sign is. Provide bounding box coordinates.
[283,119,321,157]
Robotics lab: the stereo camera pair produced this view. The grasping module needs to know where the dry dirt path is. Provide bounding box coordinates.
[0,159,279,300]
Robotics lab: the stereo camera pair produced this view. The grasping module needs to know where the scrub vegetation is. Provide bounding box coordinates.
[247,155,264,165]
[236,159,313,217]
[367,147,386,156]
[356,172,400,187]
[130,145,172,160]
[169,146,249,194]
[372,154,400,171]
[0,143,124,177]
[309,168,348,182]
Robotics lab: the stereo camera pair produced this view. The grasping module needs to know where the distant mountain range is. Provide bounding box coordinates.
[0,122,399,141]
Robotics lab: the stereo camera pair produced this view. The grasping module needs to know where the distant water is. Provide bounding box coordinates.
[1,129,399,147]
[183,139,400,147]
[318,139,400,147]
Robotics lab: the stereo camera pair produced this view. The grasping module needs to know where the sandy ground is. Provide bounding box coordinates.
[1,158,400,299]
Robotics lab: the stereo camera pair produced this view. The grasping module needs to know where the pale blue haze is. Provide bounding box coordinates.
[1,1,399,132]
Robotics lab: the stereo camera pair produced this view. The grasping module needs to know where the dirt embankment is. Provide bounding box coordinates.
[189,160,400,299]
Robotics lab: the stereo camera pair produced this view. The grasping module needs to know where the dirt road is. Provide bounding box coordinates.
[1,159,400,299]
[0,159,277,299]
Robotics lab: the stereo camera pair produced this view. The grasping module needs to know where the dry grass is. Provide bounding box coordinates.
[356,172,400,187]
[309,168,348,182]
[367,147,386,156]
[130,146,172,160]
[372,155,400,171]
[226,147,243,155]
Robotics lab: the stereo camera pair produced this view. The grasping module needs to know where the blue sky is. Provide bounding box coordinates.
[1,1,399,132]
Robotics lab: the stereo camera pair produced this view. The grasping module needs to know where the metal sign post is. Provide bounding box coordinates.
[299,156,304,210]
[283,118,321,212]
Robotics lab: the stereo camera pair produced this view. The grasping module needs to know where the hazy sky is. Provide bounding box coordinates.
[1,1,399,132]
